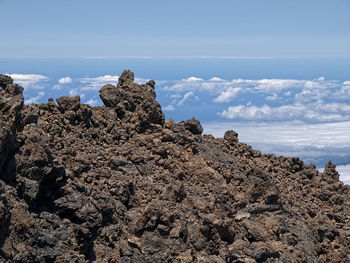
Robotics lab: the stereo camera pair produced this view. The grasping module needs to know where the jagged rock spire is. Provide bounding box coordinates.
[99,70,164,132]
[324,160,340,181]
[117,69,134,87]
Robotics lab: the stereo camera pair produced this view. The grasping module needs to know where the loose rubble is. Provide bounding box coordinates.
[0,71,349,262]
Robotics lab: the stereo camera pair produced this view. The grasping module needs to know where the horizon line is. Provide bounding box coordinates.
[1,56,350,60]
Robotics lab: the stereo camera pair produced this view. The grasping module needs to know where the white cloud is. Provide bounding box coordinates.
[170,94,182,99]
[304,80,323,89]
[177,91,195,106]
[185,76,203,82]
[334,81,350,98]
[80,75,119,83]
[10,74,49,90]
[202,120,350,173]
[52,84,62,90]
[214,87,241,103]
[24,91,45,104]
[220,104,272,120]
[80,75,119,91]
[209,77,225,81]
[254,79,304,92]
[294,87,329,103]
[163,77,304,94]
[163,105,175,111]
[166,77,220,92]
[266,93,278,101]
[219,102,350,123]
[204,120,350,149]
[79,75,151,91]
[69,89,85,97]
[134,77,151,84]
[284,91,291,96]
[58,76,72,84]
[162,77,344,98]
[159,76,350,124]
[10,74,48,82]
[85,99,99,106]
[335,165,350,185]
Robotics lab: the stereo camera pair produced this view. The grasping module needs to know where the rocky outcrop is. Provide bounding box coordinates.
[99,70,164,133]
[0,70,349,262]
[0,74,23,185]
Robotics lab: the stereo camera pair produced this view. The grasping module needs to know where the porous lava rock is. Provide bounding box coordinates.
[224,130,239,143]
[0,71,349,262]
[99,70,164,133]
[56,96,81,112]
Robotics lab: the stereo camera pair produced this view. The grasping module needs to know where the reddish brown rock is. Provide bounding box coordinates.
[184,117,203,135]
[0,71,349,263]
[224,130,239,143]
[56,96,80,111]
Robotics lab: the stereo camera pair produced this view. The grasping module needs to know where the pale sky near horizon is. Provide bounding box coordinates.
[1,0,350,58]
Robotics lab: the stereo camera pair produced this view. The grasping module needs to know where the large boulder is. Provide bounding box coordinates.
[99,70,164,131]
[184,118,203,135]
[56,96,80,112]
[224,130,239,142]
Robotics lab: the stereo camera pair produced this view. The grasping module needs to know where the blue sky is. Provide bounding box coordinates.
[1,0,350,58]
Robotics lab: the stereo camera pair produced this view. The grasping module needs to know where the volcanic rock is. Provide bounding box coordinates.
[184,117,203,135]
[99,69,164,132]
[56,96,80,112]
[0,74,13,88]
[0,71,349,263]
[224,130,239,143]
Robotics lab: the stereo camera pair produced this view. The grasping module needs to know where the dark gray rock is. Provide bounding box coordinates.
[224,130,238,142]
[99,71,164,130]
[118,69,134,87]
[56,96,80,111]
[184,118,203,135]
[99,84,120,108]
[0,74,13,88]
[324,160,339,181]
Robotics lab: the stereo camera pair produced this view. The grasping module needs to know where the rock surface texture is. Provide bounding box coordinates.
[0,70,349,262]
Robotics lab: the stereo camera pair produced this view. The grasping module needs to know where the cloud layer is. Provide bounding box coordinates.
[202,121,350,184]
[10,74,49,90]
[158,76,350,123]
[335,165,350,185]
[58,76,73,84]
[214,87,241,103]
[219,102,350,122]
[14,73,350,124]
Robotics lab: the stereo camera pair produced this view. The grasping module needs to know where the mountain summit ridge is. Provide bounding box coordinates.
[0,70,349,262]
